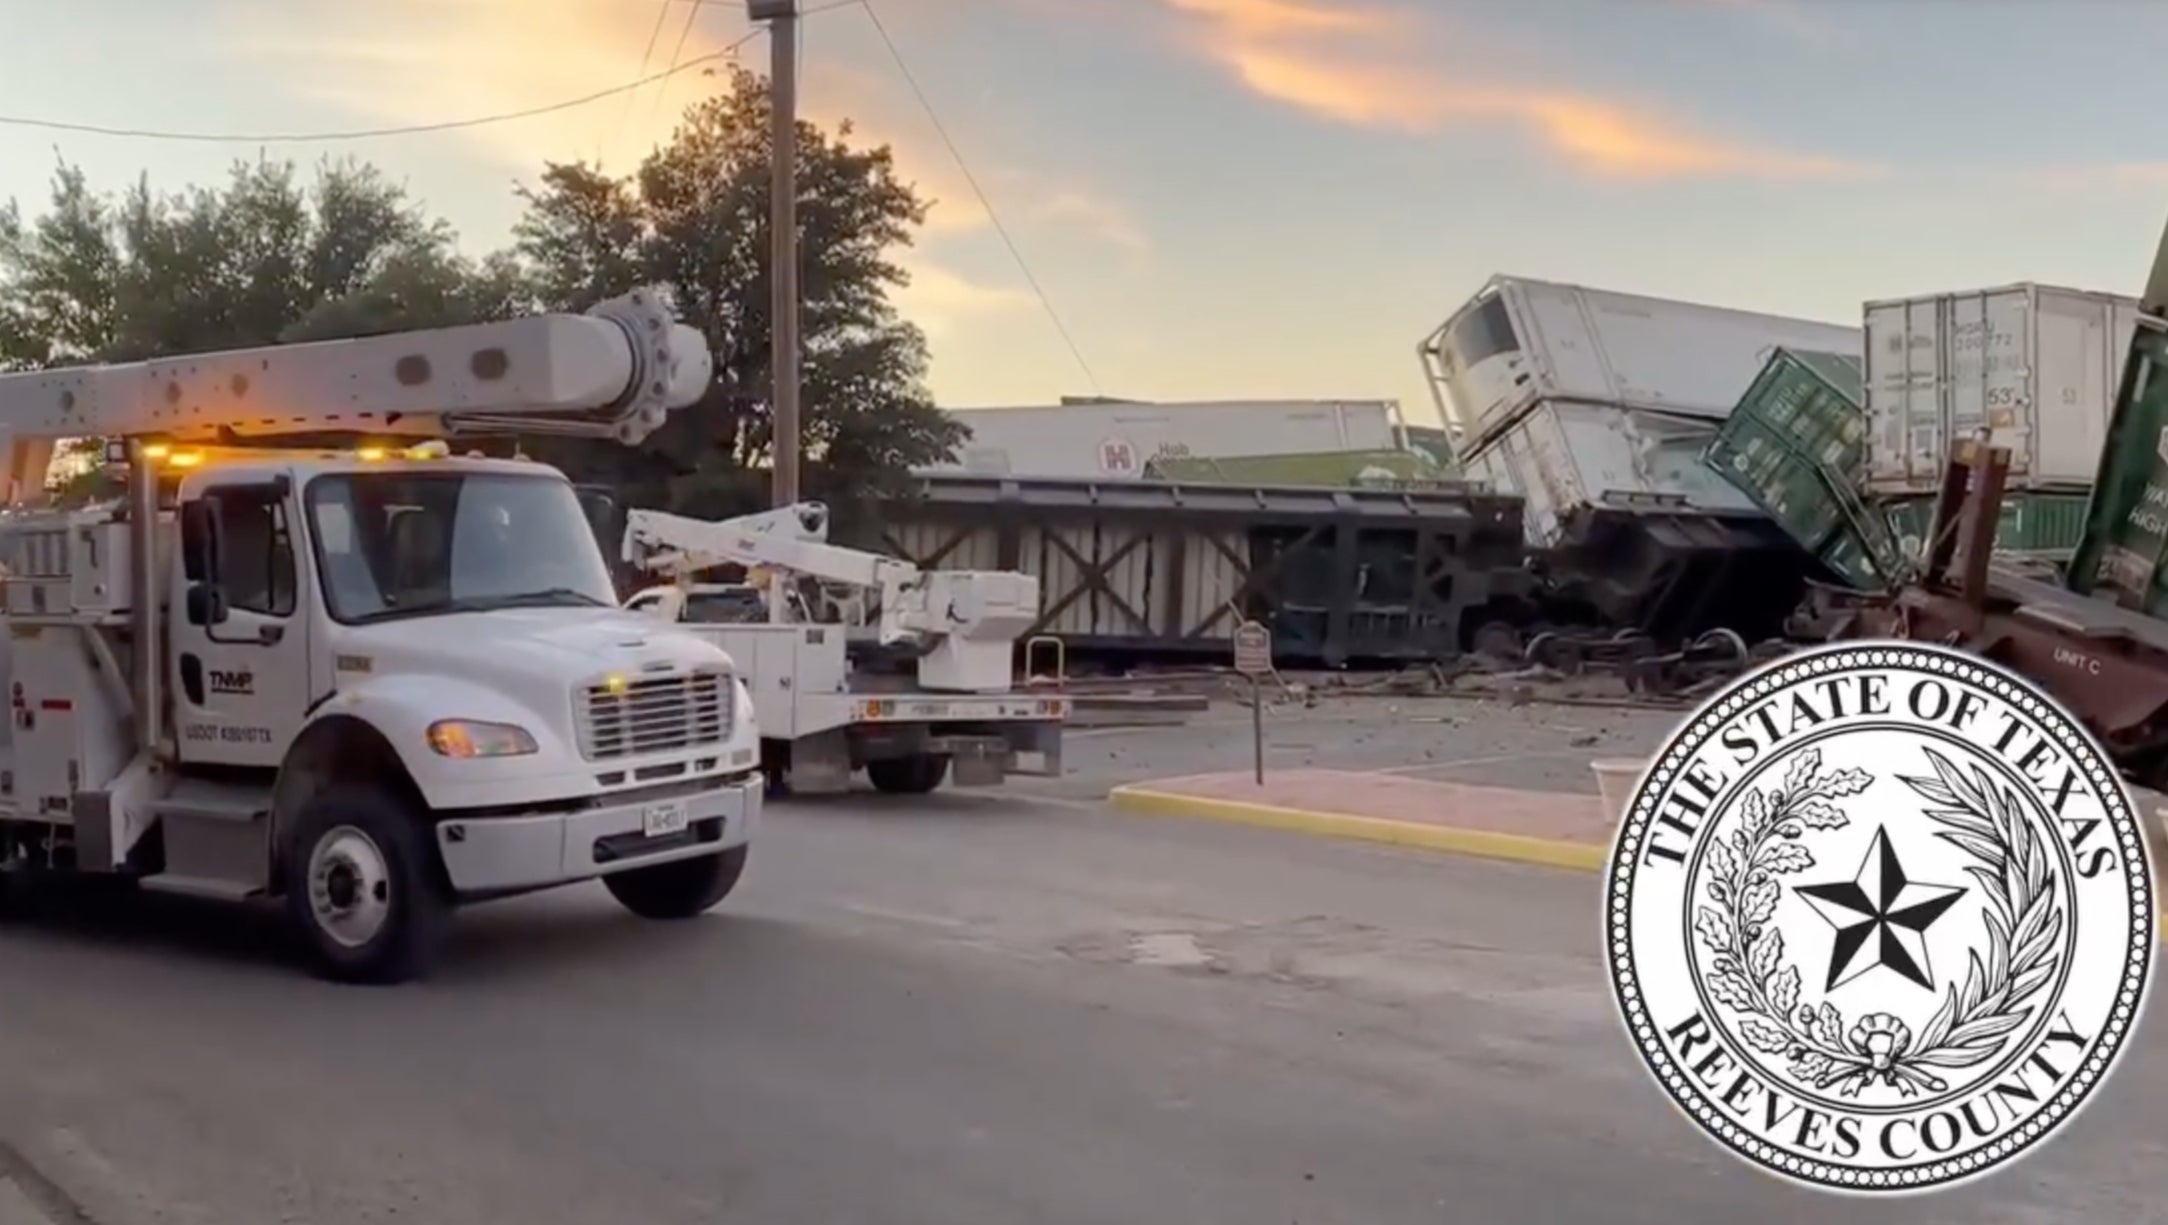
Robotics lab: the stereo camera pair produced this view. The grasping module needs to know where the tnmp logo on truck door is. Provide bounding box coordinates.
[207,668,254,697]
[1603,642,2153,1194]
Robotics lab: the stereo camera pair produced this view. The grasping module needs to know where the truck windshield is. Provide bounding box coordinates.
[304,471,620,624]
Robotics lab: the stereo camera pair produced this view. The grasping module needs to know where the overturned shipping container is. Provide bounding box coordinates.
[1864,283,2138,496]
[1706,345,2093,602]
[1424,276,1862,643]
[1420,275,1860,456]
[2069,313,2168,615]
[1704,348,1903,591]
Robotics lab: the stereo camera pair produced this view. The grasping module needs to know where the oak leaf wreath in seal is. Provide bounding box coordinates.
[1691,746,2066,1098]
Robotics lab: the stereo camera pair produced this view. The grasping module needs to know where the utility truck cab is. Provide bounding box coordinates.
[0,288,762,983]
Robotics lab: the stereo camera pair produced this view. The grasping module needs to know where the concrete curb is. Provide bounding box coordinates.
[1109,784,2168,943]
[1106,784,1610,873]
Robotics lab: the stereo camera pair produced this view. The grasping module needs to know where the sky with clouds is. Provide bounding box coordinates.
[6,0,2168,426]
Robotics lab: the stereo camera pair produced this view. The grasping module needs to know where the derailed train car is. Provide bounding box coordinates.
[1418,275,1864,645]
[864,473,1537,668]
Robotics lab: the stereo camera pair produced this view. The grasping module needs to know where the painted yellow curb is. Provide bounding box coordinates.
[1106,784,1610,873]
[1109,784,2168,942]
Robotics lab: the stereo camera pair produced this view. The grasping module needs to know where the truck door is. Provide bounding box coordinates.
[170,478,312,767]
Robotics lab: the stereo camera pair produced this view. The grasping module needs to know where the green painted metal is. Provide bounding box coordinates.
[1143,449,1449,487]
[1705,348,1903,589]
[1399,425,1458,472]
[2069,324,2168,613]
[1881,492,2091,562]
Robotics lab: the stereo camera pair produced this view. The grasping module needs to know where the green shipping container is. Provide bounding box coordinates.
[1144,449,1450,487]
[1399,425,1458,472]
[1880,492,2092,565]
[1706,348,1904,589]
[2069,325,2168,615]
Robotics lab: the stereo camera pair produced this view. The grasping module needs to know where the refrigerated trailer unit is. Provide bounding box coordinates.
[1420,277,1861,644]
[1419,275,1861,459]
[1863,283,2139,497]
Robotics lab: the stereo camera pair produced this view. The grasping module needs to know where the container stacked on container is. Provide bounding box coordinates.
[1418,276,1863,642]
[1864,284,2137,562]
[1421,276,1862,548]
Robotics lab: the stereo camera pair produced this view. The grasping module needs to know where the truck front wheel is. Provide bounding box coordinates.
[604,845,747,920]
[284,787,452,985]
[866,753,950,795]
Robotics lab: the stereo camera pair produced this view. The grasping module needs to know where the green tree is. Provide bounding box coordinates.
[0,157,490,365]
[508,63,965,520]
[0,157,516,499]
[0,68,965,517]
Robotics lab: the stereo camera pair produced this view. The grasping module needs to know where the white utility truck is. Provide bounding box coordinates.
[0,288,765,983]
[620,503,1065,794]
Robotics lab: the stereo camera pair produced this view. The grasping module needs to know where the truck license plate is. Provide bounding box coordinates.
[642,800,688,838]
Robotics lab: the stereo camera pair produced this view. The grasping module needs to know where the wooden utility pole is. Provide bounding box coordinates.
[749,0,801,508]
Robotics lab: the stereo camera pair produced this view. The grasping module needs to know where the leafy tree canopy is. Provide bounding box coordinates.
[0,63,965,517]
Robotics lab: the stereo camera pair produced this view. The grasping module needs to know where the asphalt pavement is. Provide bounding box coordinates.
[1042,693,1685,800]
[0,700,2162,1224]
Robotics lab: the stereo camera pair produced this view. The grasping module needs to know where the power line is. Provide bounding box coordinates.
[0,35,758,145]
[597,0,681,164]
[855,0,1102,393]
[645,0,708,136]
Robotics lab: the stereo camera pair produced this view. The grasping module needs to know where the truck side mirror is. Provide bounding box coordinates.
[184,583,228,627]
[179,499,222,583]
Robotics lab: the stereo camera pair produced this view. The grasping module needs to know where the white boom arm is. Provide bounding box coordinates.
[622,503,1040,693]
[0,286,711,500]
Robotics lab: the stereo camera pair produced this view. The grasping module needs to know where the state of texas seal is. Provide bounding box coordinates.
[1603,641,2154,1194]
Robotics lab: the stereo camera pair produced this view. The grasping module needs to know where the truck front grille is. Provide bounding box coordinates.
[577,670,731,761]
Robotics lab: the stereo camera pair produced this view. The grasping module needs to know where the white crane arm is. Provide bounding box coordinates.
[622,503,1042,693]
[0,286,710,447]
[622,504,923,594]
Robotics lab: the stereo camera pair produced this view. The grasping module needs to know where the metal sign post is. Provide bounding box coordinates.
[1232,620,1273,785]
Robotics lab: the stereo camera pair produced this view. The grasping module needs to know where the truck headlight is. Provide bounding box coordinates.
[427,719,538,758]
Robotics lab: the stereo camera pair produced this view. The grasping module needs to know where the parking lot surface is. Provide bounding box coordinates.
[0,697,2161,1225]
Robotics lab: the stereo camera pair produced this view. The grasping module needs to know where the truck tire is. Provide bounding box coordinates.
[603,845,747,920]
[866,753,949,795]
[283,786,452,985]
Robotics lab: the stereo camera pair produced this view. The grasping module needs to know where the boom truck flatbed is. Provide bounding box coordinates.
[620,504,1064,794]
[0,288,766,983]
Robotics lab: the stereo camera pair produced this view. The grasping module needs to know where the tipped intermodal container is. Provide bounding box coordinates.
[1704,348,1904,589]
[1864,284,2139,497]
[2067,317,2168,613]
[1421,276,1860,457]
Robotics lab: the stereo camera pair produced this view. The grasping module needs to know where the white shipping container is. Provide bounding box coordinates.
[1461,402,1763,548]
[928,398,1404,481]
[1421,276,1860,454]
[1862,283,2139,495]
